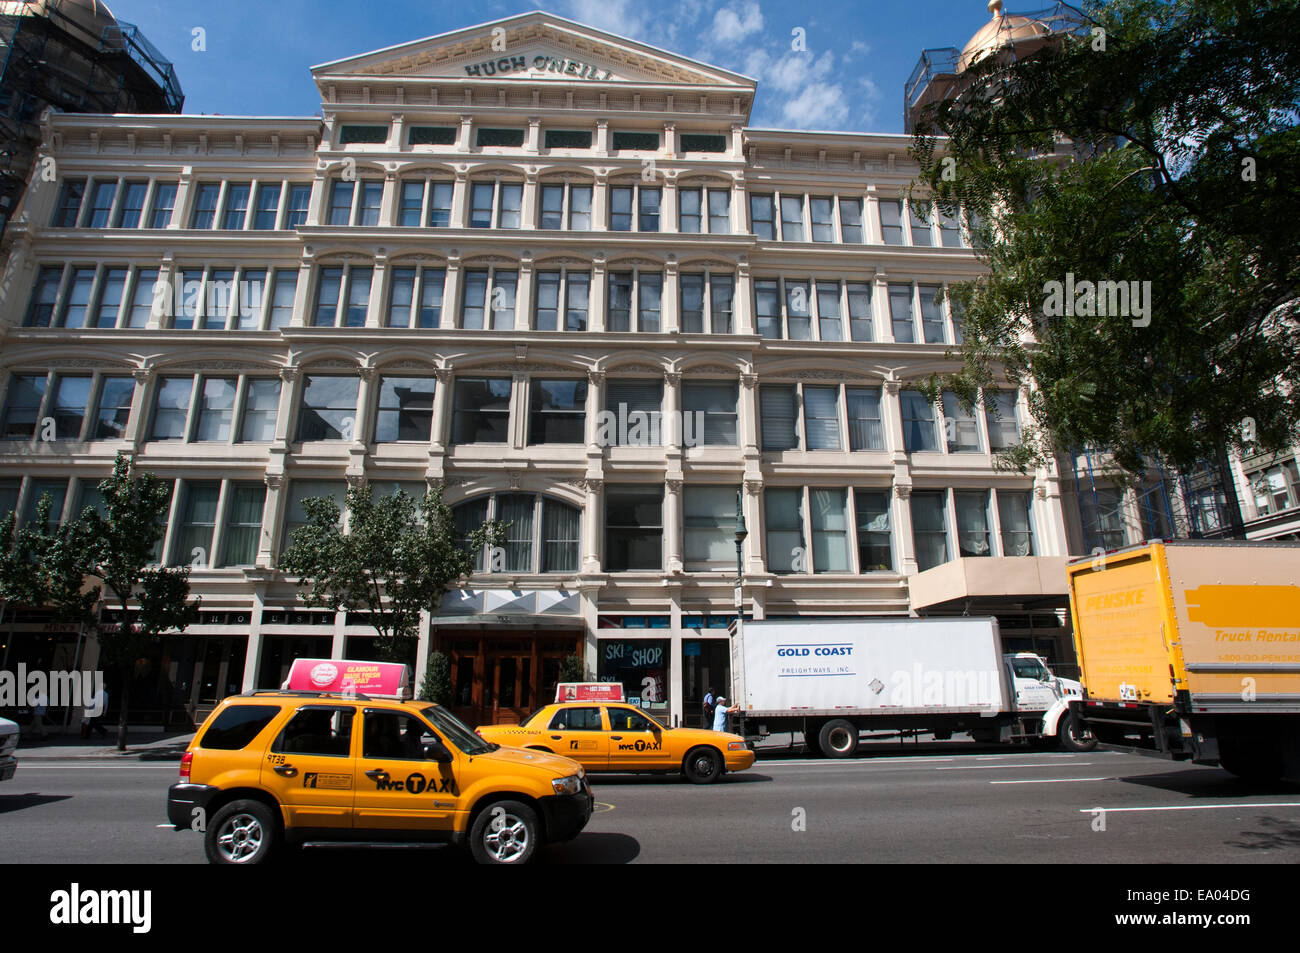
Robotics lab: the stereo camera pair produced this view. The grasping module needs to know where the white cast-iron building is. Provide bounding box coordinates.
[0,10,1080,728]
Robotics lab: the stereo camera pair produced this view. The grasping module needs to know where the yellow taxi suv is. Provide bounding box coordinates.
[166,690,593,865]
[478,702,756,783]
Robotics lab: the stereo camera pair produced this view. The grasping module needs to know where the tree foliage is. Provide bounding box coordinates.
[279,483,504,663]
[911,0,1300,479]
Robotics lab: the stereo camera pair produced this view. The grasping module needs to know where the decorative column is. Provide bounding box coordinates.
[662,170,679,232]
[259,473,288,567]
[663,121,678,160]
[585,369,606,451]
[124,367,155,449]
[290,250,314,328]
[592,169,608,232]
[588,254,607,332]
[663,369,682,451]
[662,257,680,333]
[873,269,890,343]
[379,170,398,227]
[521,168,539,228]
[526,117,541,154]
[515,255,534,331]
[456,114,474,152]
[730,170,746,235]
[865,184,882,245]
[893,483,918,576]
[735,256,754,334]
[171,166,196,231]
[664,478,683,573]
[581,478,603,573]
[442,254,462,329]
[366,251,387,328]
[450,168,469,228]
[307,170,328,226]
[743,478,765,575]
[429,367,455,461]
[596,118,610,156]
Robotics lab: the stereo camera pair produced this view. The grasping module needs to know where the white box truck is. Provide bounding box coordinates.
[731,617,1093,756]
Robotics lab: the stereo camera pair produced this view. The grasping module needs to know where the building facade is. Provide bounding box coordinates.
[0,11,1079,729]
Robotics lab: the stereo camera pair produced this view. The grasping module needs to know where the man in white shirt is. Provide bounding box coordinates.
[712,695,739,733]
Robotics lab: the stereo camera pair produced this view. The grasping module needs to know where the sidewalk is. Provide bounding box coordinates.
[14,729,194,761]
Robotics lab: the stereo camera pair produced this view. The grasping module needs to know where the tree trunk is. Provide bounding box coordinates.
[116,660,131,752]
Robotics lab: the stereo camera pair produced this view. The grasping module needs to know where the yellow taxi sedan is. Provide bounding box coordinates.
[478,702,755,783]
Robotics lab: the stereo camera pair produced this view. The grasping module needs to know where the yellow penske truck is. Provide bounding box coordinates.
[1066,541,1300,781]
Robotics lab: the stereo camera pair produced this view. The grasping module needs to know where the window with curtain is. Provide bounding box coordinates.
[765,487,805,573]
[497,493,535,571]
[846,388,884,450]
[854,490,893,571]
[221,483,266,567]
[172,482,220,566]
[803,386,842,450]
[998,490,1034,556]
[955,491,991,557]
[453,497,489,572]
[810,489,850,572]
[911,491,949,571]
[684,486,739,569]
[816,281,843,341]
[542,499,580,572]
[919,285,946,343]
[760,385,798,451]
[984,390,1020,449]
[942,392,981,453]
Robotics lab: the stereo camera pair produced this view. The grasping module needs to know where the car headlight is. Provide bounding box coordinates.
[552,774,583,796]
[727,741,748,751]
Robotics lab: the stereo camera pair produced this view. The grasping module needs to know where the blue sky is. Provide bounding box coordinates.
[105,0,1000,133]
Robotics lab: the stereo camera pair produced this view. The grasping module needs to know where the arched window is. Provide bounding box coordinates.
[453,493,581,573]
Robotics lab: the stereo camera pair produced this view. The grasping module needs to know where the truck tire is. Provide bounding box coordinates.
[469,800,540,864]
[818,719,859,758]
[1219,738,1284,783]
[1058,715,1098,753]
[205,799,279,865]
[683,747,723,783]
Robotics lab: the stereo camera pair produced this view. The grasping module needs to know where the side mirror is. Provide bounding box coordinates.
[423,741,453,763]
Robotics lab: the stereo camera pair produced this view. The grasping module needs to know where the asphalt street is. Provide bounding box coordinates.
[3,742,1298,864]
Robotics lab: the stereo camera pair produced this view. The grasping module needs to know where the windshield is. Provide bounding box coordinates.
[420,705,495,755]
[1010,658,1051,681]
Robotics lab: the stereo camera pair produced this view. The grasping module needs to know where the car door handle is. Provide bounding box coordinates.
[550,735,562,740]
[273,764,298,778]
[610,735,623,740]
[365,769,388,780]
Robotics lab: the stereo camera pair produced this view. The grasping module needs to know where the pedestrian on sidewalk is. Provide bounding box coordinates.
[30,683,47,740]
[712,695,740,733]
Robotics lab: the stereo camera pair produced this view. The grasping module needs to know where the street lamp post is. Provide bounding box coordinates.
[732,489,748,717]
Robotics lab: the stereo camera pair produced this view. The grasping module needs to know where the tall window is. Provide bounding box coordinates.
[92,377,136,439]
[27,266,62,327]
[126,268,158,328]
[765,488,805,574]
[284,184,312,228]
[848,282,873,341]
[610,184,661,231]
[809,197,835,242]
[238,379,281,442]
[148,183,177,228]
[297,376,359,441]
[268,271,298,330]
[955,491,992,557]
[47,375,90,440]
[60,267,95,329]
[759,385,798,451]
[313,265,372,327]
[387,267,445,329]
[854,490,893,571]
[840,197,864,243]
[221,183,251,229]
[283,480,346,548]
[942,392,981,453]
[750,194,776,239]
[602,379,663,447]
[679,272,734,334]
[460,268,516,330]
[375,377,436,443]
[911,491,949,571]
[984,390,1020,449]
[919,285,946,344]
[85,180,117,228]
[1,374,44,438]
[528,379,588,445]
[53,179,86,227]
[194,377,238,441]
[534,270,589,331]
[605,486,662,571]
[681,381,737,447]
[455,494,580,574]
[816,280,843,341]
[846,388,885,451]
[150,377,193,440]
[909,201,934,246]
[469,179,522,229]
[802,386,842,450]
[998,490,1034,556]
[879,198,905,245]
[91,268,127,328]
[809,488,850,572]
[220,484,267,567]
[901,390,939,452]
[939,206,964,247]
[171,482,220,566]
[779,195,805,241]
[538,182,591,230]
[191,183,220,228]
[252,183,281,229]
[684,486,740,570]
[452,378,511,444]
[889,284,916,343]
[114,182,147,228]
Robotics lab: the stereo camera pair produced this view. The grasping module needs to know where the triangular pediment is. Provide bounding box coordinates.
[312,10,756,89]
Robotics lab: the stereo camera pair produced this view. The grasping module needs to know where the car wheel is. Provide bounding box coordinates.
[819,719,859,758]
[683,747,723,784]
[204,799,278,865]
[470,800,540,864]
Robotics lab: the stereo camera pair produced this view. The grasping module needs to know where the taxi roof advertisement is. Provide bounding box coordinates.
[283,659,410,698]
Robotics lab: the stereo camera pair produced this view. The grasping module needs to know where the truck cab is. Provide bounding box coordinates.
[998,653,1094,751]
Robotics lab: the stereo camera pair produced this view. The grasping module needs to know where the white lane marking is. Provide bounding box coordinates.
[938,762,1096,770]
[990,777,1114,784]
[759,757,954,767]
[17,764,178,769]
[1078,802,1300,814]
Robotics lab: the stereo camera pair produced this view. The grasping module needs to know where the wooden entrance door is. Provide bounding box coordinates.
[440,630,580,727]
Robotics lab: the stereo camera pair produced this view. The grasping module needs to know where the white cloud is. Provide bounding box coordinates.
[712,2,765,45]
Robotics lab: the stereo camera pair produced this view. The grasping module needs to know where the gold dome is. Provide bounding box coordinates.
[958,1,1058,72]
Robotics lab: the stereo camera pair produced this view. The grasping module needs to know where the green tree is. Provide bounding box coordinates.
[559,655,586,684]
[78,454,200,750]
[0,454,198,750]
[418,650,453,705]
[279,482,504,664]
[911,0,1300,531]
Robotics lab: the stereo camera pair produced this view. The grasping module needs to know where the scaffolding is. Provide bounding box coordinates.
[904,2,1090,134]
[0,0,183,234]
